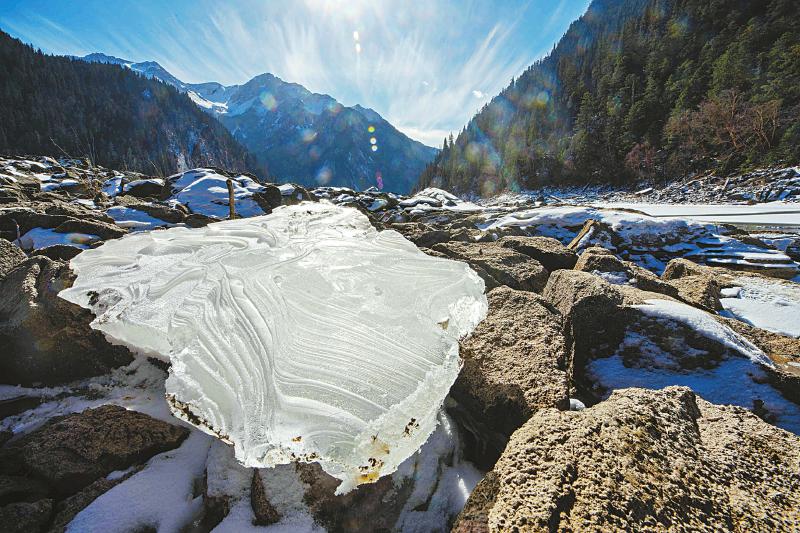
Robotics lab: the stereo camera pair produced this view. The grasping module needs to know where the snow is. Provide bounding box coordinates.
[392,410,483,532]
[482,205,798,275]
[67,431,212,533]
[102,176,123,197]
[15,227,100,250]
[41,179,80,192]
[569,398,586,411]
[719,277,800,337]
[105,206,170,231]
[591,270,632,286]
[59,202,488,493]
[168,169,268,219]
[633,299,772,367]
[588,333,800,434]
[593,201,800,227]
[400,188,482,214]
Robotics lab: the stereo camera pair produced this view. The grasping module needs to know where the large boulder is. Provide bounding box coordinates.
[452,287,568,467]
[542,270,631,387]
[0,207,126,243]
[0,405,189,498]
[0,239,26,278]
[391,222,452,249]
[0,499,53,533]
[252,184,283,214]
[454,387,800,532]
[496,236,577,271]
[574,246,679,297]
[432,241,549,292]
[666,274,722,311]
[115,195,187,224]
[0,256,133,385]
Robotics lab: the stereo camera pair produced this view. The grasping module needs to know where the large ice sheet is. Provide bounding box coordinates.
[59,202,487,492]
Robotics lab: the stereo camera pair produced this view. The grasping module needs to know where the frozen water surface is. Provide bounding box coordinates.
[60,202,487,493]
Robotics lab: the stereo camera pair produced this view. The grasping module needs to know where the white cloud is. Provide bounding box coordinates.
[472,90,485,98]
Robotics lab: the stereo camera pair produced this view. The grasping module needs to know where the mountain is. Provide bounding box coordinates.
[417,0,800,196]
[82,54,437,194]
[0,32,258,177]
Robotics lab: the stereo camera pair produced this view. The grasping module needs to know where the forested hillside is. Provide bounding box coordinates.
[418,0,800,195]
[0,31,258,177]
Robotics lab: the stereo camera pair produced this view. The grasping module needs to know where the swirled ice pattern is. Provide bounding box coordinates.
[59,202,487,493]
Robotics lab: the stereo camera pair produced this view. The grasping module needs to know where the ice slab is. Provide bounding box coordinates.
[60,202,487,493]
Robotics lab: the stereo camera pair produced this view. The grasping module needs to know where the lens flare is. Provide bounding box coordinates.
[316,166,333,185]
[376,172,383,189]
[369,137,377,145]
[301,129,318,143]
[259,91,277,111]
[367,125,375,133]
[371,145,378,152]
[327,101,343,114]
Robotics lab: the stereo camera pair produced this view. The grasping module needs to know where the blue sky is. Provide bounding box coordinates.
[0,0,590,147]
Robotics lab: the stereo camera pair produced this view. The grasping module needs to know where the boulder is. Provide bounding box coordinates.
[0,405,188,498]
[29,244,83,262]
[0,499,53,533]
[280,184,314,206]
[432,242,549,293]
[0,475,49,505]
[121,179,165,198]
[0,256,133,385]
[574,246,679,297]
[0,205,124,243]
[51,218,125,241]
[452,287,568,467]
[662,257,726,282]
[297,462,413,533]
[454,387,800,532]
[115,195,187,224]
[390,222,452,249]
[48,475,132,533]
[0,239,26,278]
[496,236,577,271]
[250,470,280,526]
[666,274,722,311]
[543,269,628,365]
[252,184,283,213]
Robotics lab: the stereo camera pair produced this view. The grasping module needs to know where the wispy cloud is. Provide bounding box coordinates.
[0,0,592,146]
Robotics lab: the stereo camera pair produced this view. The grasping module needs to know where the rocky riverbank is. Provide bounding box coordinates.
[1,156,799,532]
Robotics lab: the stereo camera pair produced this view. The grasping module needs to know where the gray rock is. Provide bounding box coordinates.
[497,236,577,271]
[452,287,568,467]
[0,257,133,385]
[0,239,26,279]
[432,241,549,293]
[1,405,188,498]
[454,387,800,532]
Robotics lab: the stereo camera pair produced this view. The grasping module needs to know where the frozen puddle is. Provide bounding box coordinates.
[719,277,800,338]
[59,202,488,492]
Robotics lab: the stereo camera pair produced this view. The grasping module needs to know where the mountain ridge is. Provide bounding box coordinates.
[0,31,258,178]
[417,0,800,196]
[81,53,437,193]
